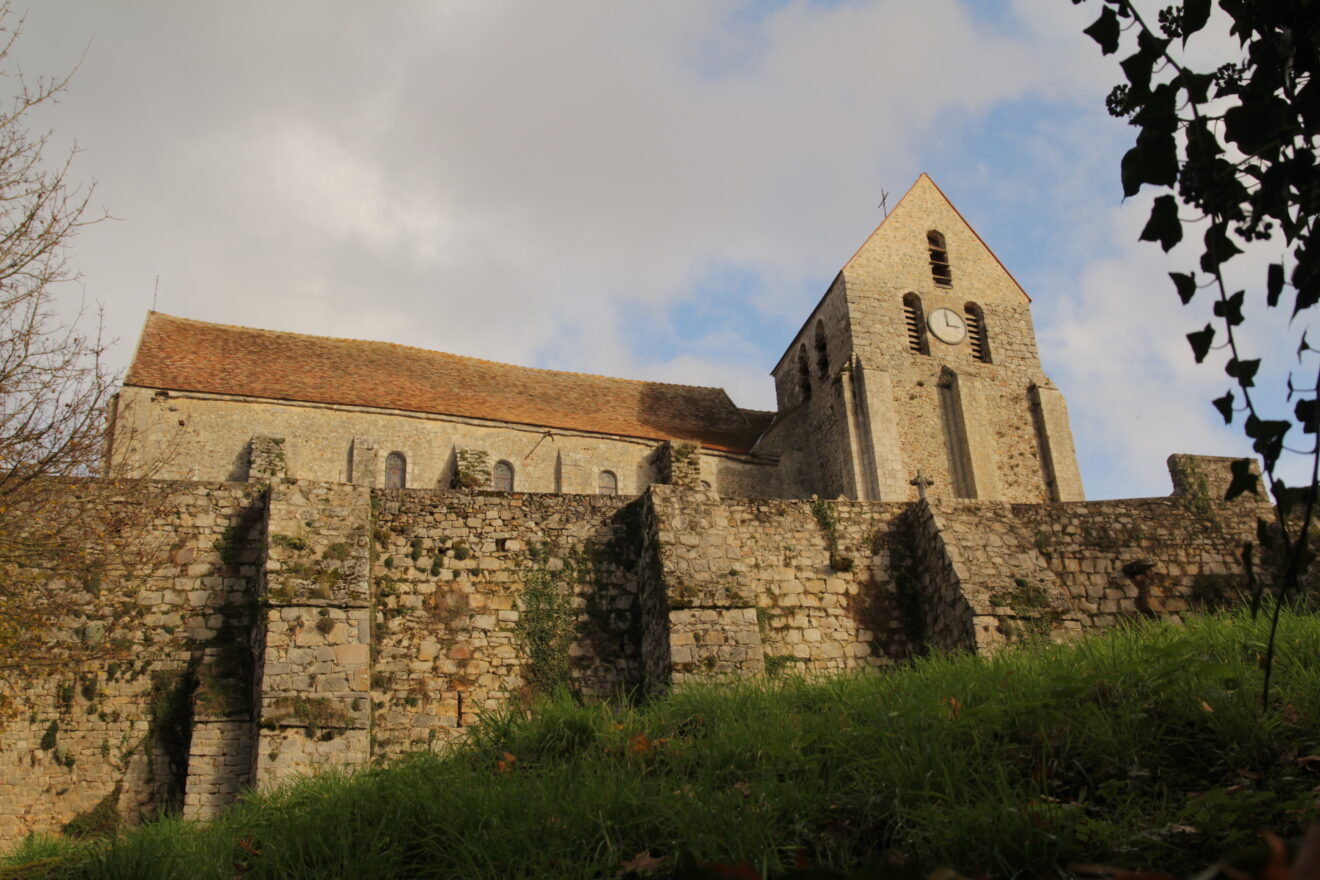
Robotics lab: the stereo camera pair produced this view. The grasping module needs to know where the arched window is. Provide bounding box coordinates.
[902,293,929,355]
[814,320,830,380]
[797,345,812,400]
[597,470,618,496]
[384,452,406,489]
[965,303,991,363]
[927,230,953,288]
[492,460,514,492]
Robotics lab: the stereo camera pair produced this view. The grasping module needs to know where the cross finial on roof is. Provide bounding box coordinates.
[877,188,891,217]
[910,470,934,500]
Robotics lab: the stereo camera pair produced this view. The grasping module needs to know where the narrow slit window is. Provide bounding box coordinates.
[928,231,953,288]
[965,303,991,363]
[384,452,406,489]
[797,345,812,400]
[902,293,929,355]
[814,320,830,380]
[492,460,514,492]
[598,470,618,496]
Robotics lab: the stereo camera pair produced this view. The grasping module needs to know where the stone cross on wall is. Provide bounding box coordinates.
[910,470,934,500]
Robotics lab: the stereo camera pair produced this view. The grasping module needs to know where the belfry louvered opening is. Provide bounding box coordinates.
[965,303,990,363]
[928,230,952,288]
[903,293,929,355]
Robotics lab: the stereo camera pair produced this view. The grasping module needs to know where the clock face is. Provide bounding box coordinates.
[927,308,966,345]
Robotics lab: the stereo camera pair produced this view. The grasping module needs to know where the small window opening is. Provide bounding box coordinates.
[814,321,830,380]
[928,231,953,288]
[492,460,514,492]
[965,303,991,363]
[598,470,618,495]
[902,293,929,355]
[384,452,407,489]
[797,345,812,400]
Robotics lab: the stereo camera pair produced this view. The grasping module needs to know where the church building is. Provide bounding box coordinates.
[111,174,1083,503]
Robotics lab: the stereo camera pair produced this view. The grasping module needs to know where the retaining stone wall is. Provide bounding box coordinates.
[0,481,266,840]
[368,490,644,757]
[643,486,917,686]
[1008,496,1267,629]
[1,456,1270,838]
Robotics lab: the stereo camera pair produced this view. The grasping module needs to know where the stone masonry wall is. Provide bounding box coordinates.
[642,485,917,688]
[252,480,373,789]
[1009,496,1267,629]
[0,480,265,840]
[1,457,1268,838]
[368,490,644,758]
[907,500,1082,654]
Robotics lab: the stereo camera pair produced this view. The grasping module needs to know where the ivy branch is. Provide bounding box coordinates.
[1076,0,1319,706]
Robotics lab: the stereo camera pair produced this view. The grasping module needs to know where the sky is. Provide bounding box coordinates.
[7,0,1295,499]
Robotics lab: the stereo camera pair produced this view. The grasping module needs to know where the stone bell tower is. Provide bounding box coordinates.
[760,174,1084,503]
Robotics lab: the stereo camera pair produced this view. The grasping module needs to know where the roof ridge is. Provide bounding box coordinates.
[144,312,734,395]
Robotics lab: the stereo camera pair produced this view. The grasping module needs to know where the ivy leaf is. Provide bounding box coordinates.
[1121,29,1169,94]
[1170,271,1197,304]
[1244,415,1289,468]
[1293,261,1319,315]
[1212,390,1235,424]
[1133,83,1179,134]
[1296,398,1318,434]
[1083,6,1122,55]
[1226,357,1260,387]
[1181,0,1211,43]
[1187,324,1215,363]
[1121,129,1179,196]
[1297,75,1320,132]
[1272,480,1309,521]
[1213,290,1245,326]
[1256,517,1275,551]
[1267,262,1284,306]
[1225,457,1260,501]
[1140,195,1182,251]
[1200,222,1243,273]
[1224,95,1292,158]
[1178,69,1213,104]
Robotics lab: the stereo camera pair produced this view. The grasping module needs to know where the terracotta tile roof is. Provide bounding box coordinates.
[125,313,764,452]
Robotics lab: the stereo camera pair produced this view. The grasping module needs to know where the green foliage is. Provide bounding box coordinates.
[192,635,252,719]
[213,526,245,566]
[452,449,491,490]
[61,784,122,839]
[1079,0,1320,704]
[13,609,1320,879]
[268,534,308,553]
[39,720,57,750]
[322,542,351,562]
[810,498,853,572]
[514,567,577,695]
[670,441,697,463]
[990,576,1063,644]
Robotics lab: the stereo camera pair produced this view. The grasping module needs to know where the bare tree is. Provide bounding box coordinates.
[0,4,165,715]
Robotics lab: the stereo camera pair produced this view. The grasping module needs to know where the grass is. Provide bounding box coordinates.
[4,607,1320,879]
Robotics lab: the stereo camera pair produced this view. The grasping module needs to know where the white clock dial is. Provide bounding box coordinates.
[927,308,966,345]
